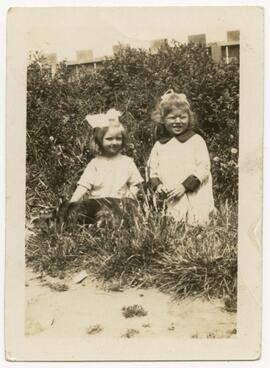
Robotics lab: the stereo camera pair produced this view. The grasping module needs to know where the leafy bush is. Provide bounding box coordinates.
[26,43,239,214]
[26,44,239,302]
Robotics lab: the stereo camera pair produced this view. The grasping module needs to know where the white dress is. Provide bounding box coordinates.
[78,154,143,199]
[147,134,215,226]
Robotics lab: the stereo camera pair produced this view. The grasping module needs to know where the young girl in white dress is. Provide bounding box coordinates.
[147,90,215,226]
[69,109,143,203]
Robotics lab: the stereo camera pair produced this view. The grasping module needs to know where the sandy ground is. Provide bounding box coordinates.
[25,268,236,340]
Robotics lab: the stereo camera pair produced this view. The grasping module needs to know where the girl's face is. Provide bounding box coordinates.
[102,127,123,156]
[164,108,190,136]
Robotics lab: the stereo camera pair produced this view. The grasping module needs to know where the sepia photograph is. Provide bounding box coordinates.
[5,5,263,361]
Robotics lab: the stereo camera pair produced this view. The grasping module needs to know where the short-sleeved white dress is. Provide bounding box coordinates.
[147,133,215,226]
[78,154,143,199]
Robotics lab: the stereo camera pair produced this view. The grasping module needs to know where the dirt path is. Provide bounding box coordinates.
[25,268,236,340]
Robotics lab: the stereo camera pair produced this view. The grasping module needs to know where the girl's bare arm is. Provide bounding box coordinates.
[70,185,90,202]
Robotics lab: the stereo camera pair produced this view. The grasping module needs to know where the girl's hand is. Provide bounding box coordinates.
[166,184,186,201]
[70,185,89,202]
[155,184,167,201]
[129,185,139,198]
[156,183,166,194]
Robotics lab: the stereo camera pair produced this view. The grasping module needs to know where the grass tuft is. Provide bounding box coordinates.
[122,305,148,318]
[86,324,103,335]
[26,201,237,305]
[42,281,69,292]
[121,329,140,338]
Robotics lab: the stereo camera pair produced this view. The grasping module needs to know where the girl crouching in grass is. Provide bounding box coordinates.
[147,90,215,226]
[70,109,143,202]
[58,109,144,229]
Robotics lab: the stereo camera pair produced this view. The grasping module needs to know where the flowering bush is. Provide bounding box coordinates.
[26,43,239,214]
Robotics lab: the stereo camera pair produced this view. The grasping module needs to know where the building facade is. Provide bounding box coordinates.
[66,56,112,80]
[208,30,240,64]
[47,30,239,79]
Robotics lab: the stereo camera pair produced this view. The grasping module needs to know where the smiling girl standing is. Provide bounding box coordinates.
[147,90,215,226]
[69,108,143,203]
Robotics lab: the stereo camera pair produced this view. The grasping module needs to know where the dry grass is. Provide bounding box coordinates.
[86,324,103,335]
[122,305,148,318]
[26,200,237,305]
[121,329,140,338]
[42,281,69,292]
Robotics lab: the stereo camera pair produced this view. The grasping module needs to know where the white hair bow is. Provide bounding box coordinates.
[161,89,190,107]
[85,108,122,128]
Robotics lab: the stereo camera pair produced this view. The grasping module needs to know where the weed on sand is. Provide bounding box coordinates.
[122,305,148,318]
[42,281,69,292]
[121,329,140,338]
[86,324,103,335]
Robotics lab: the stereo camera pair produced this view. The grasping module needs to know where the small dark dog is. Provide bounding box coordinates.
[55,197,138,232]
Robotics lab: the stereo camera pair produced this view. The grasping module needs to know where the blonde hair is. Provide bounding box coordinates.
[90,123,127,155]
[151,89,194,126]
